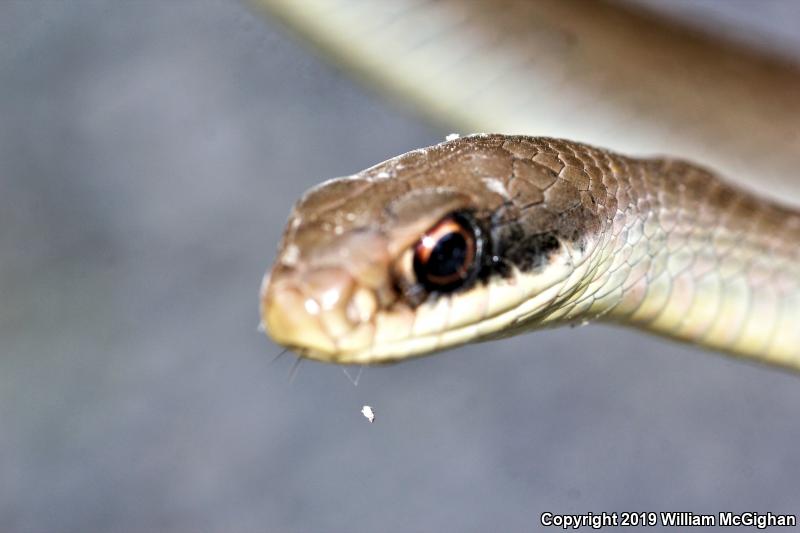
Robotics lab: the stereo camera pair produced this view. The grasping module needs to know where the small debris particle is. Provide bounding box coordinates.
[281,244,300,266]
[361,405,375,423]
[445,133,460,141]
[482,177,509,199]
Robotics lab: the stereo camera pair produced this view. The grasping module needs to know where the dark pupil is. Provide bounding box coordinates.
[427,232,467,279]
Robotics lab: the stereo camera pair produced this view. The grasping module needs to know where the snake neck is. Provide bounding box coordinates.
[553,158,800,367]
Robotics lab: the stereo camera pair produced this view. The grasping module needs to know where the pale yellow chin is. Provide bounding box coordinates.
[263,257,578,365]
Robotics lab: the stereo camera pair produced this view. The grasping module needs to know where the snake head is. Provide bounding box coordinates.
[260,135,605,364]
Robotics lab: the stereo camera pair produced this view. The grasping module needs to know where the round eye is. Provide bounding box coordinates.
[413,213,481,292]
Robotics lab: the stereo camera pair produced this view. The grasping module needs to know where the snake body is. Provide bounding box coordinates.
[261,135,800,369]
[255,1,800,370]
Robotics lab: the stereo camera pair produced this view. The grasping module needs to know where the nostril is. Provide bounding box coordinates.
[260,266,384,360]
[259,265,378,358]
[304,268,355,311]
[260,280,338,354]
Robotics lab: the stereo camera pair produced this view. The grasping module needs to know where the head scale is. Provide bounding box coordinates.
[260,134,607,363]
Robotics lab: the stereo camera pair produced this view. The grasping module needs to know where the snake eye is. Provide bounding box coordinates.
[413,212,482,292]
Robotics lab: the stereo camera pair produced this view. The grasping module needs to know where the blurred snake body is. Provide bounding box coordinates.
[255,1,800,370]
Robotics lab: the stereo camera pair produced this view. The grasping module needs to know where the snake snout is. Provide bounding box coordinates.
[260,266,378,361]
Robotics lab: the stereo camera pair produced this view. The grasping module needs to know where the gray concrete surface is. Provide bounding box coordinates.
[1,2,799,532]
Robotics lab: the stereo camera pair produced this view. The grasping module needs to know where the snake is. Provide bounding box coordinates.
[253,0,800,370]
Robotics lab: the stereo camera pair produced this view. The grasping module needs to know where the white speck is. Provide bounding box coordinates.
[482,177,510,199]
[361,405,375,423]
[281,244,300,266]
[320,287,340,310]
[304,298,320,315]
[376,171,390,179]
[334,225,344,235]
[345,212,356,221]
[445,133,460,141]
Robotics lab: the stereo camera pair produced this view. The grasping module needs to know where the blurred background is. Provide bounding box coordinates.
[2,1,800,532]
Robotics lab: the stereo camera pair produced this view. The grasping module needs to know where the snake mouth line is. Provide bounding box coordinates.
[266,260,577,365]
